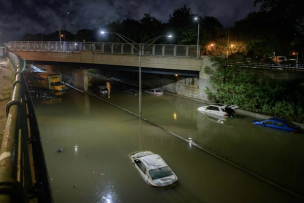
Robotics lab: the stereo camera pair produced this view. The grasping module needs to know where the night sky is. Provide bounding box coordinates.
[0,0,258,44]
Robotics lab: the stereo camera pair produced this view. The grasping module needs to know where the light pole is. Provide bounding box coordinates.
[59,12,69,49]
[194,17,200,59]
[100,31,172,118]
[293,52,299,67]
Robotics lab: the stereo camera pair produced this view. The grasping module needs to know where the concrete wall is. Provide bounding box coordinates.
[161,56,213,101]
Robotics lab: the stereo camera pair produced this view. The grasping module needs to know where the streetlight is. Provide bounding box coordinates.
[100,31,172,118]
[59,11,69,48]
[293,52,299,66]
[194,17,200,59]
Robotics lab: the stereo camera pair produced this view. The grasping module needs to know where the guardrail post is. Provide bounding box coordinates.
[186,46,189,57]
[93,43,96,53]
[152,45,155,56]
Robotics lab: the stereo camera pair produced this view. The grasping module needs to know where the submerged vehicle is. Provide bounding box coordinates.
[252,117,301,133]
[29,88,62,105]
[123,89,139,95]
[97,86,108,94]
[198,103,238,117]
[29,72,68,92]
[130,151,178,187]
[145,88,163,96]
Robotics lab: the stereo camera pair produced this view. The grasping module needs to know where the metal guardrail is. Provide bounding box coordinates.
[6,41,199,58]
[0,51,53,202]
[227,62,304,70]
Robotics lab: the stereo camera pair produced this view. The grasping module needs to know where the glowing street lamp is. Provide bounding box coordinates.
[293,52,299,66]
[100,31,172,118]
[59,11,70,48]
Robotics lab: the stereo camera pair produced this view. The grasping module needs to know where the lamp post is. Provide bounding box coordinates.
[293,52,299,67]
[194,17,200,59]
[58,12,69,49]
[100,31,172,118]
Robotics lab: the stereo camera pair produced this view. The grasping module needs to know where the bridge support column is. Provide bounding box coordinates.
[198,56,213,101]
[83,70,89,92]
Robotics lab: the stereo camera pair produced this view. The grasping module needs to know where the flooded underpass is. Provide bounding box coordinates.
[32,80,304,203]
[19,62,304,203]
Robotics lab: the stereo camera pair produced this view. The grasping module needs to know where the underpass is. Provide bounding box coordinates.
[31,75,304,203]
[2,49,304,203]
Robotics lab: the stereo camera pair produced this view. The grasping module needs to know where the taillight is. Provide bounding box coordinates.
[292,129,298,133]
[224,114,228,117]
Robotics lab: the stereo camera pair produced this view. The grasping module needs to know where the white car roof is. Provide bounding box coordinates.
[213,103,226,107]
[141,154,167,170]
[209,104,225,108]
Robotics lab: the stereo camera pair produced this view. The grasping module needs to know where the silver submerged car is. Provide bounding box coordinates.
[145,88,163,96]
[130,151,178,187]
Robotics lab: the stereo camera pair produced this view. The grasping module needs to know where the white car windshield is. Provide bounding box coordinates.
[155,90,162,92]
[149,166,173,180]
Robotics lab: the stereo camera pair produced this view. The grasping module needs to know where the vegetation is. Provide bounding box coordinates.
[21,1,303,59]
[205,56,304,122]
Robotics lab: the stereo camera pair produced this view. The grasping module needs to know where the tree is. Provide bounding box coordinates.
[234,11,297,57]
[169,5,193,28]
[74,29,96,42]
[120,19,141,42]
[254,0,304,32]
[200,16,224,55]
[168,5,195,44]
[140,14,162,42]
[22,33,35,41]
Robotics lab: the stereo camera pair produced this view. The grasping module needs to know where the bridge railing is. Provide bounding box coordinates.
[0,51,53,202]
[7,41,199,57]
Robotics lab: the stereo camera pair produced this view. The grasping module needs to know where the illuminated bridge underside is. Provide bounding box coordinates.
[13,51,202,71]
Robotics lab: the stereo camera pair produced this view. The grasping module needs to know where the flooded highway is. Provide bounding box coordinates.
[32,82,304,203]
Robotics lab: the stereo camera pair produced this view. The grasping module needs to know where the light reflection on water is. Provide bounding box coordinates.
[33,88,304,203]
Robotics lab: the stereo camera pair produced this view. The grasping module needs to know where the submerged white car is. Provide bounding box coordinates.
[130,151,178,187]
[198,103,238,117]
[97,86,108,94]
[145,88,163,96]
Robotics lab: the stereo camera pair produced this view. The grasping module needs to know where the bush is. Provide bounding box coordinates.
[205,56,304,123]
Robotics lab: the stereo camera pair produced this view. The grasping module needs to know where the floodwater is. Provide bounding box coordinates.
[33,84,304,203]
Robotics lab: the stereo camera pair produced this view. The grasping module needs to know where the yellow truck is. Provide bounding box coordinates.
[35,73,68,92]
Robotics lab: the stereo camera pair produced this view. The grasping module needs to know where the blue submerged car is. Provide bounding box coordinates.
[252,117,301,133]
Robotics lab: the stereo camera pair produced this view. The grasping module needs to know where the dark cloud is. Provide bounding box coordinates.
[0,0,258,44]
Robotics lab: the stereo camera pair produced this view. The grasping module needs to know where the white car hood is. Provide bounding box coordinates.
[153,174,177,186]
[198,106,207,111]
